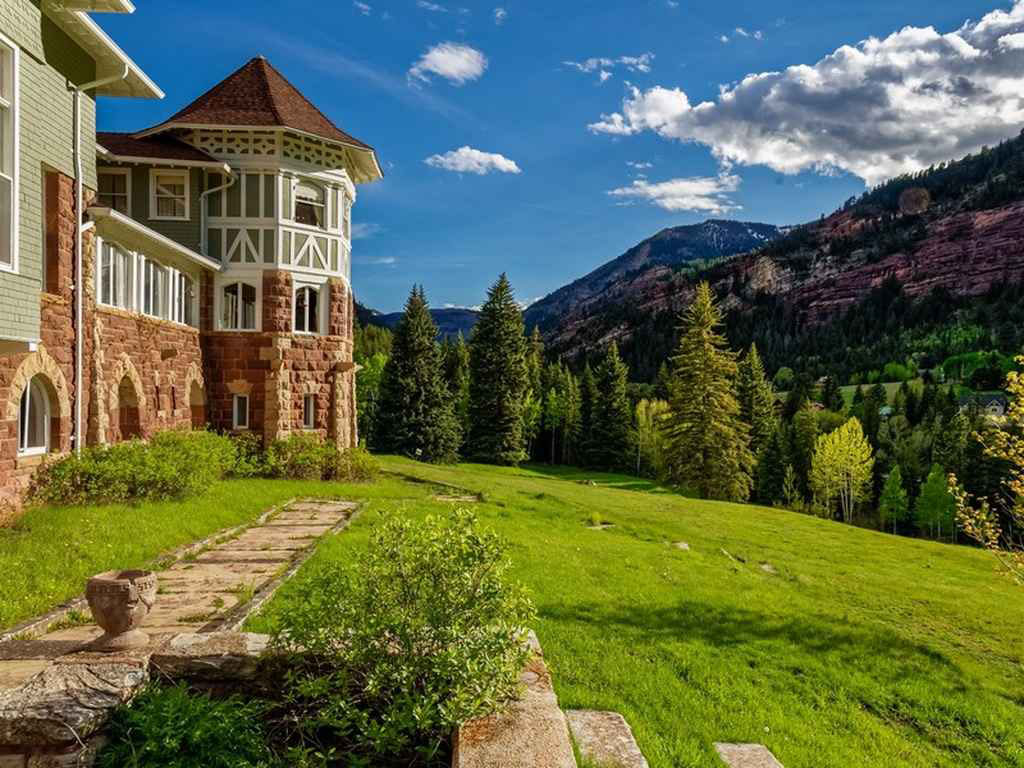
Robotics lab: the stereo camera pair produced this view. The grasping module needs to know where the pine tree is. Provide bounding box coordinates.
[821,375,845,413]
[662,282,754,501]
[878,465,909,534]
[590,342,634,471]
[522,327,545,459]
[443,332,471,448]
[467,274,529,465]
[376,286,461,463]
[755,426,789,504]
[578,362,599,467]
[791,406,819,497]
[916,463,956,539]
[737,343,778,456]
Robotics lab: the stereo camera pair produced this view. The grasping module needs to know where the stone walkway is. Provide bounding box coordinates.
[0,499,357,693]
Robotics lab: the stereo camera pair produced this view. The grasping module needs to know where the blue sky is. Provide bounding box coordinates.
[96,1,1023,311]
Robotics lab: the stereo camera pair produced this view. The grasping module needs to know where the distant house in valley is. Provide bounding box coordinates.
[958,394,1009,420]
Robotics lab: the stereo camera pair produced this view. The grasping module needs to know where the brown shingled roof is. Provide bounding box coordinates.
[143,56,373,151]
[97,132,224,164]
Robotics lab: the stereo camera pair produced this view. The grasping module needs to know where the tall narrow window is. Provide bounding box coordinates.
[97,170,130,214]
[173,272,195,326]
[98,242,133,310]
[18,376,49,456]
[232,394,249,430]
[0,36,17,271]
[221,282,257,330]
[294,286,319,334]
[142,259,167,318]
[151,170,188,219]
[303,394,315,429]
[294,180,325,228]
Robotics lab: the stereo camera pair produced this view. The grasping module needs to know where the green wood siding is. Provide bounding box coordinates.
[0,0,97,342]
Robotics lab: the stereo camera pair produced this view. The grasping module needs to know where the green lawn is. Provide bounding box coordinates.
[248,458,1024,768]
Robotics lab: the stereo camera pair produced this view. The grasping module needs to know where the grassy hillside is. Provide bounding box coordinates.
[250,458,1024,768]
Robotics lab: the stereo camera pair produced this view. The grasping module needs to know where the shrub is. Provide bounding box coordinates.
[97,684,277,768]
[270,508,534,762]
[29,430,236,506]
[231,431,272,478]
[266,434,379,482]
[329,442,379,482]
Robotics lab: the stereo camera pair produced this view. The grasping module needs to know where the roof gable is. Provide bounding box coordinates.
[145,57,372,152]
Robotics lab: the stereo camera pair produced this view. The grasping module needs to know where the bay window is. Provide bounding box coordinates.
[294,180,325,228]
[0,35,17,271]
[98,242,134,310]
[294,285,320,334]
[222,281,257,330]
[142,258,167,318]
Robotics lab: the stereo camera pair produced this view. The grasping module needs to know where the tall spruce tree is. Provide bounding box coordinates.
[737,343,778,456]
[467,274,528,465]
[755,426,789,504]
[590,342,634,471]
[376,286,461,463]
[879,464,909,534]
[663,282,754,501]
[821,375,845,413]
[444,332,471,448]
[578,362,599,467]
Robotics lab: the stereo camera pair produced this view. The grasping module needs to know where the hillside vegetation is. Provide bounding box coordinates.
[251,458,1024,768]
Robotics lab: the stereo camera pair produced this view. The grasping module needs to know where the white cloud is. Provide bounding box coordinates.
[494,7,507,24]
[425,146,522,175]
[719,35,730,44]
[608,173,742,214]
[353,1,371,15]
[627,160,654,170]
[409,42,488,86]
[564,53,654,82]
[666,0,679,7]
[417,0,448,11]
[720,27,764,43]
[352,222,384,239]
[591,1,1024,186]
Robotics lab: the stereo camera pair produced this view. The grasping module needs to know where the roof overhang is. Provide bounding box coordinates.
[46,0,135,11]
[96,145,231,172]
[88,207,221,272]
[135,123,383,183]
[42,2,163,99]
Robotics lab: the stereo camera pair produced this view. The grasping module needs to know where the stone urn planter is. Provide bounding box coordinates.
[85,570,158,651]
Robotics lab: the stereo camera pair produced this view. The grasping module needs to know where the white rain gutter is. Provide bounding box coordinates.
[199,168,237,256]
[70,64,128,455]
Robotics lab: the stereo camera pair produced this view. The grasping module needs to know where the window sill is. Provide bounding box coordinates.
[16,451,47,469]
[0,263,17,275]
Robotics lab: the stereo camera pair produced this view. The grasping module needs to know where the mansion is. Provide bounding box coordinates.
[0,0,380,506]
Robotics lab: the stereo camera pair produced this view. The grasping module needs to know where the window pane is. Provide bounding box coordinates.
[119,251,132,309]
[234,396,248,427]
[295,287,307,332]
[223,283,239,329]
[183,277,195,326]
[308,287,319,333]
[100,246,112,305]
[303,395,314,428]
[295,201,323,228]
[0,174,10,266]
[27,382,46,449]
[0,105,8,176]
[242,283,256,329]
[143,262,153,314]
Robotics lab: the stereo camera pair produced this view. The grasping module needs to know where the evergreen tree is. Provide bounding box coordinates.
[578,362,599,467]
[737,343,778,455]
[821,375,845,413]
[590,342,634,471]
[376,287,460,463]
[443,332,471,448]
[467,274,529,464]
[791,406,820,497]
[783,373,814,419]
[755,426,789,504]
[522,327,545,459]
[782,464,802,509]
[862,383,887,445]
[916,463,957,539]
[662,282,754,501]
[635,398,670,479]
[879,465,909,534]
[932,411,969,478]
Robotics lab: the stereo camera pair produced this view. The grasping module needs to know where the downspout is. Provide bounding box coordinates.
[69,65,128,455]
[199,167,237,256]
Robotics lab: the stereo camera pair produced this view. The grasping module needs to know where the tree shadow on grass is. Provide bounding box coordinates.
[523,464,675,496]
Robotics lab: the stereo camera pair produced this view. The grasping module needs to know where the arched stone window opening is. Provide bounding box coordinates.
[116,376,142,441]
[18,376,56,456]
[188,381,206,429]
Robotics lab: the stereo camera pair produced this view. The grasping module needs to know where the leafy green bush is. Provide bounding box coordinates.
[29,430,236,506]
[231,431,272,478]
[266,434,379,482]
[328,443,379,482]
[97,684,277,768]
[270,508,534,763]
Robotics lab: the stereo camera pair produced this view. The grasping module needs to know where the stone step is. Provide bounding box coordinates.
[453,632,576,768]
[566,710,648,768]
[714,743,785,768]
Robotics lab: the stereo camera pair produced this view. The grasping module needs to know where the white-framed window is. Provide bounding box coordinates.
[232,394,249,430]
[343,199,351,241]
[97,169,131,215]
[142,258,167,318]
[172,271,195,326]
[221,281,258,330]
[18,376,49,456]
[0,34,19,272]
[97,240,134,310]
[294,179,325,228]
[294,284,321,334]
[303,394,315,429]
[150,169,189,220]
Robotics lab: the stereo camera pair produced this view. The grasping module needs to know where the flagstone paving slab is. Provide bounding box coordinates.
[714,743,785,768]
[566,710,649,768]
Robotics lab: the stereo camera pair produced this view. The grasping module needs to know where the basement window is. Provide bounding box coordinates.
[232,394,249,430]
[303,394,315,430]
[0,34,18,272]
